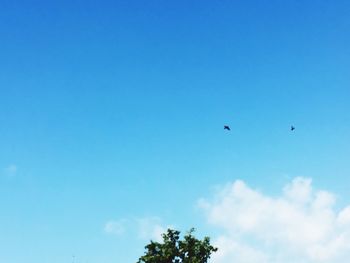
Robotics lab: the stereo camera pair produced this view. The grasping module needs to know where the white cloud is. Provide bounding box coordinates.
[104,219,127,236]
[136,217,169,242]
[104,217,171,242]
[4,164,17,177]
[199,177,350,263]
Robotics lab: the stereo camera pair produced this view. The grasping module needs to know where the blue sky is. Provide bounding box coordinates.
[0,1,349,262]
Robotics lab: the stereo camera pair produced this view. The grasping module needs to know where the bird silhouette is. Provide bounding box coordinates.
[291,125,295,131]
[224,125,231,131]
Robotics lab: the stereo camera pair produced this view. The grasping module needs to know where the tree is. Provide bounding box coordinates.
[137,228,217,263]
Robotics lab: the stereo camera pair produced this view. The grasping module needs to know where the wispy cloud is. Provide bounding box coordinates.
[104,219,127,236]
[136,217,170,242]
[104,216,171,242]
[4,164,18,177]
[199,177,350,263]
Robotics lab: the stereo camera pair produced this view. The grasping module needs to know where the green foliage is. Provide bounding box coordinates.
[137,228,217,263]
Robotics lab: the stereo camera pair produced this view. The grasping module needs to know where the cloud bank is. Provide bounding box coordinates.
[199,177,350,263]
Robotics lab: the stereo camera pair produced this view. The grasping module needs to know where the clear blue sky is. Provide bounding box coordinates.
[0,1,349,262]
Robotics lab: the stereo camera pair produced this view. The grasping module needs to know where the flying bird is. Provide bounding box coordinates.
[291,125,295,131]
[224,125,231,131]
